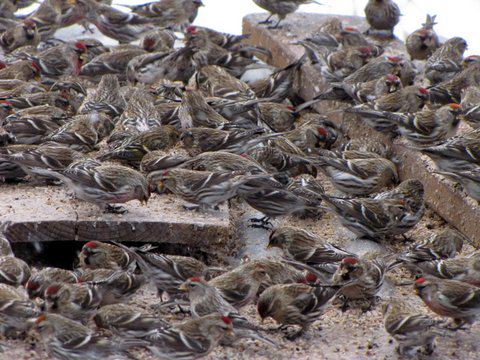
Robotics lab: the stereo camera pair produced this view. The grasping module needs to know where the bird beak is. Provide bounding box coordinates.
[266,243,273,248]
[226,328,234,335]
[156,181,166,193]
[178,283,188,291]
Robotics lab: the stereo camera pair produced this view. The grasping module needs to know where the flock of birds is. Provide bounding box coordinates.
[0,0,479,359]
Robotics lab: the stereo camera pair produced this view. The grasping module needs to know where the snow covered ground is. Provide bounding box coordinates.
[20,0,480,55]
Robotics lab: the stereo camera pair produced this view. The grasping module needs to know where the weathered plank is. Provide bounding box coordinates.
[0,183,232,253]
[243,13,480,245]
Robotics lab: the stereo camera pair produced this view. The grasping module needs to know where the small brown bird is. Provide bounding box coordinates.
[257,282,340,339]
[0,19,39,54]
[48,159,150,213]
[149,168,244,210]
[415,276,480,328]
[413,253,480,287]
[382,300,444,355]
[94,303,169,337]
[314,152,398,196]
[406,15,440,60]
[44,282,103,322]
[146,314,233,359]
[128,0,204,30]
[332,255,396,310]
[0,256,30,287]
[209,262,271,308]
[364,0,401,37]
[268,226,353,267]
[34,313,148,360]
[401,229,466,266]
[425,37,468,85]
[0,283,40,335]
[26,267,78,299]
[78,241,135,271]
[253,0,322,29]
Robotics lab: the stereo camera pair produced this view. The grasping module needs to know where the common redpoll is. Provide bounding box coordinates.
[149,168,243,210]
[257,282,340,339]
[435,168,480,201]
[93,303,169,336]
[26,267,78,299]
[98,125,180,168]
[321,180,424,241]
[35,313,149,360]
[268,226,353,266]
[46,113,114,151]
[313,152,398,196]
[128,0,204,29]
[253,0,322,29]
[185,25,248,50]
[180,127,279,156]
[111,243,220,301]
[179,89,230,129]
[0,145,31,181]
[3,113,68,144]
[296,74,401,110]
[0,19,39,54]
[119,88,160,132]
[26,0,62,41]
[257,102,295,132]
[382,300,444,355]
[0,283,40,335]
[192,65,255,101]
[350,103,462,144]
[78,74,124,117]
[401,228,465,265]
[238,175,321,227]
[31,42,88,77]
[180,277,276,346]
[0,256,30,287]
[250,259,306,288]
[413,253,480,287]
[172,153,260,176]
[209,262,271,308]
[250,146,317,178]
[250,55,306,102]
[78,241,135,270]
[80,48,146,77]
[460,85,480,127]
[0,60,41,81]
[80,1,154,44]
[146,314,233,359]
[343,56,404,84]
[425,37,468,85]
[77,269,145,305]
[332,255,397,309]
[364,0,401,36]
[342,138,392,159]
[405,15,440,60]
[417,130,480,173]
[415,276,480,327]
[374,85,429,113]
[44,282,103,322]
[140,28,176,52]
[48,159,150,213]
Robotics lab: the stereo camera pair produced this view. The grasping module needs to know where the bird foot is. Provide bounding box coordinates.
[104,204,128,214]
[259,19,272,25]
[182,204,199,211]
[284,328,303,341]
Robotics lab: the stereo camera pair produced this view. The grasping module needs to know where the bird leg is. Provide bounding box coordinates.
[249,216,273,229]
[104,204,128,214]
[268,18,283,29]
[258,14,273,24]
[284,326,305,341]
